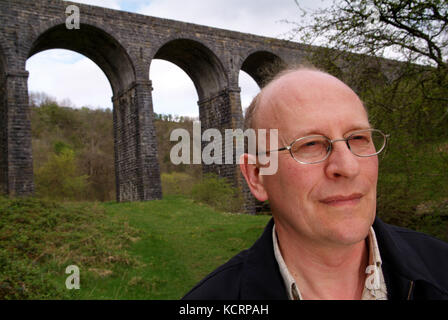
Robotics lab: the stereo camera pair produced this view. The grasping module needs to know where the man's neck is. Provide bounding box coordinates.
[275,224,369,300]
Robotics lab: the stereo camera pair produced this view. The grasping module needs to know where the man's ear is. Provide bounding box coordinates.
[239,153,268,202]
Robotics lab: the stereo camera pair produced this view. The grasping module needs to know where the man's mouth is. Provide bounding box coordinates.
[320,193,363,206]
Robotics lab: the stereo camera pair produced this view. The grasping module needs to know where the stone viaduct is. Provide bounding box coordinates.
[0,0,317,213]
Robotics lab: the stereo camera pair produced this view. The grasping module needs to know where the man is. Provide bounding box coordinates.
[182,66,448,300]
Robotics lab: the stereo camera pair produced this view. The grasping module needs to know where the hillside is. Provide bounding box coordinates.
[0,195,270,299]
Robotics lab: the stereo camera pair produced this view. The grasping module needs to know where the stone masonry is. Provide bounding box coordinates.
[0,0,321,213]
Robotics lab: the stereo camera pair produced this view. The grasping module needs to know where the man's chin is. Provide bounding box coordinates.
[320,212,374,246]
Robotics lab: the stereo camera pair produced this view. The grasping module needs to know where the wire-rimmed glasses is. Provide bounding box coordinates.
[260,129,389,164]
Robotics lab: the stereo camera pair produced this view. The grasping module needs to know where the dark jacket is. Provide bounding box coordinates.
[182,217,448,300]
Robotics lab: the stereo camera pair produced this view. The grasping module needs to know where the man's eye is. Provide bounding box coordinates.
[351,135,369,142]
[302,140,325,148]
[299,140,326,151]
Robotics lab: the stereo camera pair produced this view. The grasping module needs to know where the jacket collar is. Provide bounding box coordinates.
[373,217,428,281]
[240,217,448,299]
[240,218,288,299]
[372,217,448,298]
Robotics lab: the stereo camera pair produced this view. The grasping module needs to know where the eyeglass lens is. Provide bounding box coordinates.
[290,130,386,163]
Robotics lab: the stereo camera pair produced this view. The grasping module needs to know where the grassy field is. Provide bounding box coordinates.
[0,195,270,299]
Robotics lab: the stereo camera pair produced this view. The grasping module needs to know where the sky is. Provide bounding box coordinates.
[26,0,330,117]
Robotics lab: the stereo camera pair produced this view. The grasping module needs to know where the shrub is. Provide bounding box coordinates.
[376,140,448,242]
[161,172,198,196]
[34,148,89,201]
[191,173,242,212]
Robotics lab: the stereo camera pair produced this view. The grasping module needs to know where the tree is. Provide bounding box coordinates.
[289,0,447,71]
[285,0,448,142]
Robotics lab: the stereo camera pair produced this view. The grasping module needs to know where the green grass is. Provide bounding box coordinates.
[0,195,270,299]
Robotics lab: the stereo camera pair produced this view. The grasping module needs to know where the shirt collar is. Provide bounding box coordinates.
[367,224,382,268]
[272,224,302,300]
[272,223,384,300]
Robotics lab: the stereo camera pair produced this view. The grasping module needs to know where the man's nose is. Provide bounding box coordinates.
[324,140,360,179]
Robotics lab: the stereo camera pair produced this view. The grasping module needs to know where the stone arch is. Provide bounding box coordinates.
[0,32,35,196]
[152,38,228,100]
[151,37,243,196]
[236,50,287,214]
[25,19,162,202]
[0,41,7,195]
[0,44,6,76]
[0,31,14,80]
[240,50,286,88]
[0,29,14,74]
[27,18,136,95]
[0,39,7,84]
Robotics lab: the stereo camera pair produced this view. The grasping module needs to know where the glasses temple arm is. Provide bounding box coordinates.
[256,146,289,156]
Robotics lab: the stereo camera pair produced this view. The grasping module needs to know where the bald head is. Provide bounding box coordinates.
[245,67,368,134]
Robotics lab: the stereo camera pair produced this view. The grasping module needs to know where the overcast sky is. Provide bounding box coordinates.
[26,0,330,116]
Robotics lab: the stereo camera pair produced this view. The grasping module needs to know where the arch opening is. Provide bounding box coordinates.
[25,23,153,203]
[150,39,234,190]
[241,51,285,88]
[26,49,116,202]
[150,59,199,118]
[27,49,113,109]
[153,39,227,100]
[150,59,202,181]
[238,70,260,117]
[239,51,285,214]
[28,23,135,96]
